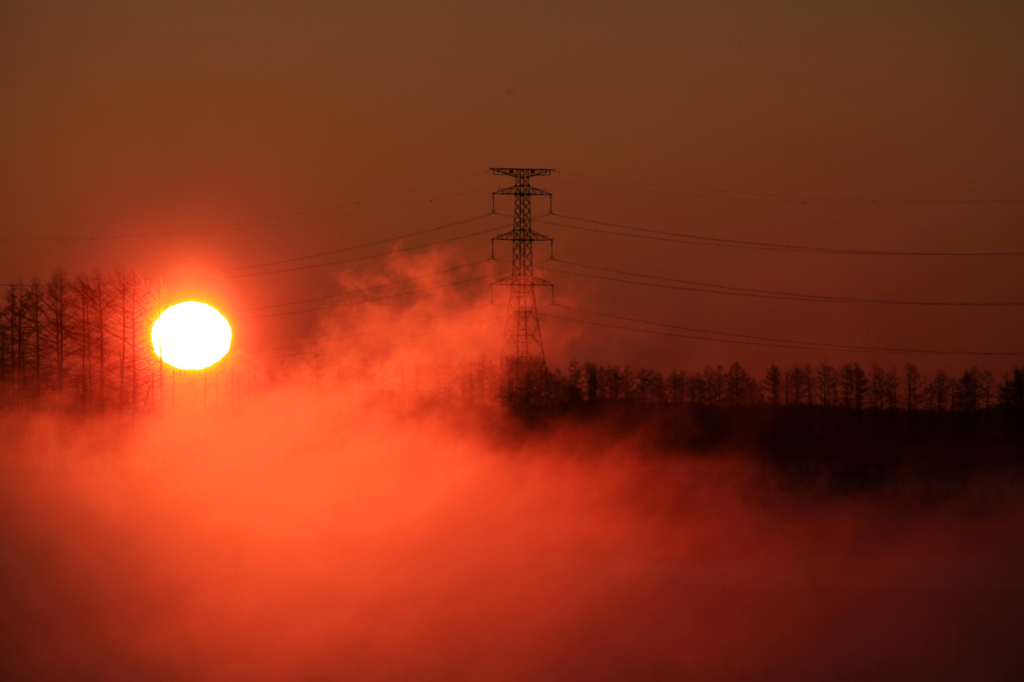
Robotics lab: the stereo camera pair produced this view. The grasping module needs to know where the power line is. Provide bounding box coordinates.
[551,172,1024,206]
[537,214,1024,257]
[537,261,1024,307]
[253,302,496,353]
[225,227,503,279]
[243,259,495,311]
[266,311,503,358]
[542,309,1024,357]
[245,270,509,319]
[550,303,1024,356]
[224,213,497,273]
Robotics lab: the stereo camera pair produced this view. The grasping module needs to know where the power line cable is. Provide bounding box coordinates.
[537,262,1024,307]
[253,302,496,353]
[224,213,497,273]
[552,258,1024,306]
[542,309,1024,356]
[243,259,494,311]
[537,214,1024,257]
[245,270,509,319]
[226,227,503,279]
[550,303,1023,356]
[266,312,503,358]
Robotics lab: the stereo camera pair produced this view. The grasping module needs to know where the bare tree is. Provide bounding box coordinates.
[763,364,781,406]
[802,363,815,405]
[839,363,855,408]
[785,365,802,406]
[927,369,950,412]
[566,360,583,402]
[668,369,687,404]
[818,360,837,407]
[71,273,96,404]
[622,366,637,402]
[978,370,995,410]
[904,363,921,411]
[952,367,981,413]
[43,269,73,394]
[688,371,705,405]
[703,365,725,406]
[637,367,664,403]
[999,369,1023,409]
[725,362,747,407]
[869,363,887,410]
[883,367,900,410]
[852,362,867,410]
[1,283,23,387]
[93,269,111,409]
[584,361,598,401]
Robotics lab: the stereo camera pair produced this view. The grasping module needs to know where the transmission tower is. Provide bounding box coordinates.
[491,168,554,398]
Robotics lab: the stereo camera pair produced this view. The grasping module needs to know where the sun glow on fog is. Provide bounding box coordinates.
[152,302,232,370]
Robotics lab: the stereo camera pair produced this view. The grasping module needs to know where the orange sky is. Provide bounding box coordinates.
[1,1,1022,375]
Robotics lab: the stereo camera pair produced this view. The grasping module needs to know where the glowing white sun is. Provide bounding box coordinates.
[152,301,232,370]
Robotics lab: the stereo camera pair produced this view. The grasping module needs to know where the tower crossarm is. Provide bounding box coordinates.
[493,274,553,288]
[493,186,552,197]
[493,228,551,242]
[490,168,553,178]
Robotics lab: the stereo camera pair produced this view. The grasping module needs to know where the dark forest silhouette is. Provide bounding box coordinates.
[0,269,162,409]
[487,358,1022,414]
[2,269,1024,481]
[2,270,1024,415]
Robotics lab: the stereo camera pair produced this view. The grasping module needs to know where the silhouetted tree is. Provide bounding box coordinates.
[952,367,981,413]
[703,365,725,406]
[925,369,950,412]
[883,367,900,410]
[43,269,73,393]
[622,366,637,402]
[637,367,663,403]
[818,360,837,408]
[668,369,687,403]
[763,364,781,406]
[904,364,921,411]
[802,363,815,405]
[999,368,1023,410]
[1,282,27,386]
[688,371,706,405]
[979,370,995,410]
[869,363,887,410]
[71,273,96,404]
[25,281,43,397]
[584,361,598,402]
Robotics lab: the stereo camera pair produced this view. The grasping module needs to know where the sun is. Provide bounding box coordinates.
[152,301,232,370]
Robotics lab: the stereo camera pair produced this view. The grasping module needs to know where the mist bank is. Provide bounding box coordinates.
[1,381,1023,681]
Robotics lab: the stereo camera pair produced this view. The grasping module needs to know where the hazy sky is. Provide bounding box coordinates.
[2,1,1022,373]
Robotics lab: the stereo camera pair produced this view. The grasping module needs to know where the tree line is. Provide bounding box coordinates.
[448,357,1024,414]
[5,268,1023,420]
[0,269,163,409]
[567,360,1013,413]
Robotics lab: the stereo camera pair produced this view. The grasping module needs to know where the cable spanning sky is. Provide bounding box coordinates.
[1,1,1022,373]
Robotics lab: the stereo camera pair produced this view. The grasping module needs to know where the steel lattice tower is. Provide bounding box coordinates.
[491,168,553,395]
